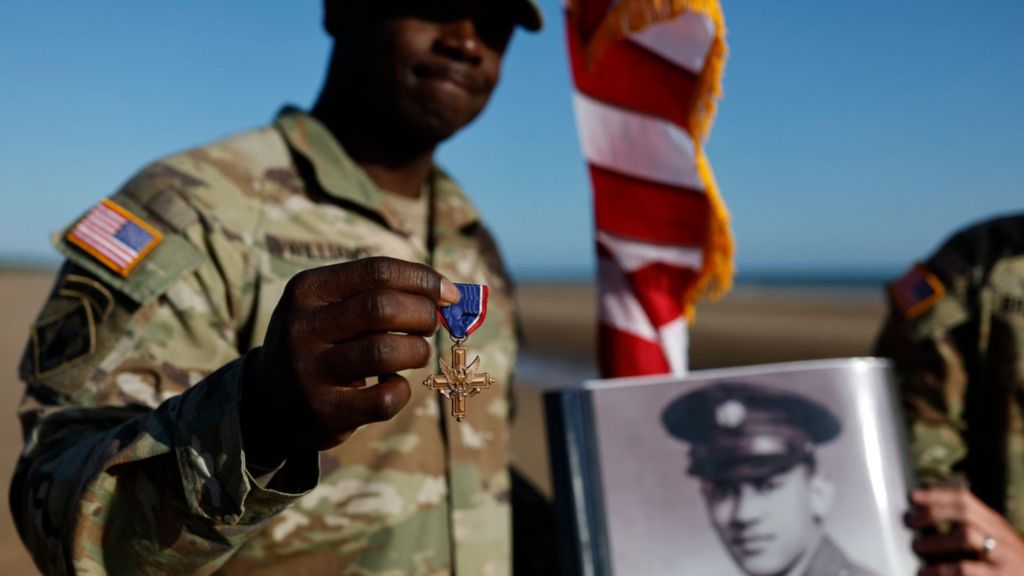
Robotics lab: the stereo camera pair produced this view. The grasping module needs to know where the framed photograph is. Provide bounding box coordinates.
[545,358,919,576]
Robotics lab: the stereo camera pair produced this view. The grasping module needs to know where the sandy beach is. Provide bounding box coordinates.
[0,270,889,574]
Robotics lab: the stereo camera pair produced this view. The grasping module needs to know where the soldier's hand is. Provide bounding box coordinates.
[241,257,460,466]
[907,487,1024,576]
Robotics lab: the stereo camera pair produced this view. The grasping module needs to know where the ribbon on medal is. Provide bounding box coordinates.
[438,283,489,340]
[424,283,494,422]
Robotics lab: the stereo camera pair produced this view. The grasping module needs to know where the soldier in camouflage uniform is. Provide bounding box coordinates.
[11,1,543,574]
[875,214,1024,575]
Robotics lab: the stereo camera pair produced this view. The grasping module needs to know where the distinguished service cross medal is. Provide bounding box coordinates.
[423,283,494,422]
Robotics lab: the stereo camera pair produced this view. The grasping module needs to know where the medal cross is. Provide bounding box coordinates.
[423,342,494,422]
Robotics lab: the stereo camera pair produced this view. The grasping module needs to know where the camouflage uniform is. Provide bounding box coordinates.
[12,107,520,575]
[875,214,1024,531]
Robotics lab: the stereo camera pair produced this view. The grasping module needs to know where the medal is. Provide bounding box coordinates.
[423,283,494,422]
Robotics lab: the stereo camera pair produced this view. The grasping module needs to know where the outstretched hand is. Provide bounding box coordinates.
[242,257,460,466]
[907,487,1024,576]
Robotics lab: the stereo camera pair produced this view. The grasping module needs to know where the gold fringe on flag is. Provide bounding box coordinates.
[579,0,734,320]
[689,147,733,320]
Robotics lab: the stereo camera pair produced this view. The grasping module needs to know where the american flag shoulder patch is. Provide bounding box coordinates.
[66,199,163,277]
[889,263,946,319]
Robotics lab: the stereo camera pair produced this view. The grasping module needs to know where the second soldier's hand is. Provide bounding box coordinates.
[908,487,1024,576]
[241,257,460,468]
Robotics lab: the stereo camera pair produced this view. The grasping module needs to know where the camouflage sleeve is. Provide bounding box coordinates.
[11,178,317,574]
[875,312,968,484]
[874,266,972,486]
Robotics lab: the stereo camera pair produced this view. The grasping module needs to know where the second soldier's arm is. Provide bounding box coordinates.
[874,306,970,485]
[874,232,981,486]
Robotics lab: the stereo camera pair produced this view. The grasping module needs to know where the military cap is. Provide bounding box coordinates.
[661,383,841,481]
[517,0,544,31]
[330,1,543,33]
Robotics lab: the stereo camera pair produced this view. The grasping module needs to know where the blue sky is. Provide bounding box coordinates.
[1,1,1022,280]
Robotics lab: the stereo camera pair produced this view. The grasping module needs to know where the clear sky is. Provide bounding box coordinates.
[1,1,1022,280]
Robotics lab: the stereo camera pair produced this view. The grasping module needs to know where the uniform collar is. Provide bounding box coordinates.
[273,106,480,235]
[274,106,382,212]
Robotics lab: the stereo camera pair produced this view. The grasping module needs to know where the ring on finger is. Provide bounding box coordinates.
[981,535,997,560]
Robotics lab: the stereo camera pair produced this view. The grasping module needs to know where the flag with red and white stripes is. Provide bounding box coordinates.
[567,0,733,377]
[67,198,163,277]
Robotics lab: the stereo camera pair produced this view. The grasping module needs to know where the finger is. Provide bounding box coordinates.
[289,257,460,307]
[914,526,987,558]
[319,333,432,381]
[908,488,976,528]
[316,373,412,434]
[909,489,1006,537]
[918,560,994,576]
[304,290,440,342]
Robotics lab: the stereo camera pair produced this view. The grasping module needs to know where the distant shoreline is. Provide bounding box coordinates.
[514,272,895,295]
[515,265,902,288]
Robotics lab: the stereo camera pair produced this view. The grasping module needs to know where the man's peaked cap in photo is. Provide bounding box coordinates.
[662,383,842,481]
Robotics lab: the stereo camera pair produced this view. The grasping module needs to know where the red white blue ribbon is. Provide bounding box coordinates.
[438,284,489,340]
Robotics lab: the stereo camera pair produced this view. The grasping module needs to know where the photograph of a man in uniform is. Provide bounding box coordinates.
[663,383,879,576]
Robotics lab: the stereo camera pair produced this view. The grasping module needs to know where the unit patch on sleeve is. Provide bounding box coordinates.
[66,199,163,277]
[889,263,946,319]
[32,298,96,379]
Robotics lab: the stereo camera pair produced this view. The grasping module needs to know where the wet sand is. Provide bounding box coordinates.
[0,271,888,574]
